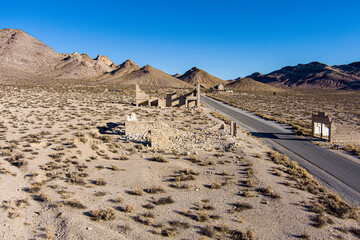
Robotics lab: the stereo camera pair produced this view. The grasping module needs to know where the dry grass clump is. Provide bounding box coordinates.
[93,177,107,186]
[153,196,175,205]
[256,186,281,199]
[142,203,155,209]
[168,220,191,229]
[349,227,360,237]
[118,155,129,160]
[128,188,144,196]
[230,228,257,240]
[312,214,334,228]
[110,165,120,171]
[120,205,135,213]
[110,197,123,203]
[199,225,216,238]
[89,208,116,221]
[145,186,165,194]
[174,172,196,182]
[34,193,50,202]
[343,144,360,156]
[64,199,87,209]
[231,202,253,213]
[133,215,153,226]
[209,182,222,189]
[7,154,28,168]
[161,228,177,237]
[314,193,359,220]
[151,155,169,163]
[268,151,324,195]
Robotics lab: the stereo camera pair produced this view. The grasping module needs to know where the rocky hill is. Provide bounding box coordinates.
[95,59,140,83]
[178,67,227,88]
[247,61,360,90]
[226,77,283,92]
[113,65,191,88]
[0,28,61,74]
[46,52,118,79]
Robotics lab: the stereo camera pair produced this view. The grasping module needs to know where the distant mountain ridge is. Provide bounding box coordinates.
[246,61,360,90]
[1,28,360,90]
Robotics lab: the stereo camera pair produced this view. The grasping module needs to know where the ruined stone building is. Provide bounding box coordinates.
[312,112,360,144]
[135,83,200,108]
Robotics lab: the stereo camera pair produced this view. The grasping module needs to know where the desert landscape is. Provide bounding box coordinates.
[0,26,360,240]
[0,83,359,240]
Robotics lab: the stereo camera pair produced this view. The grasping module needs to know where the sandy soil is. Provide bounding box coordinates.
[0,84,359,240]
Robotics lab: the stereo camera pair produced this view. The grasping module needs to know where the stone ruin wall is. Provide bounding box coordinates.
[331,123,360,145]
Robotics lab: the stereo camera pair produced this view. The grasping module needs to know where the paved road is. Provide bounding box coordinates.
[201,95,360,205]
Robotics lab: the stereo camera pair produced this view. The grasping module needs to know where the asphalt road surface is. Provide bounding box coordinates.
[201,95,360,205]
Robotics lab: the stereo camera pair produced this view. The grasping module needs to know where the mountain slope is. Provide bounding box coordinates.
[178,67,227,88]
[0,28,61,74]
[46,52,118,79]
[115,65,191,88]
[247,61,360,89]
[226,77,283,92]
[95,59,140,83]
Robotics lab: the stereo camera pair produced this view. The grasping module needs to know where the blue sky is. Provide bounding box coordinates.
[1,0,360,79]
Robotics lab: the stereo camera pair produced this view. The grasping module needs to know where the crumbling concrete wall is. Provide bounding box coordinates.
[331,123,360,144]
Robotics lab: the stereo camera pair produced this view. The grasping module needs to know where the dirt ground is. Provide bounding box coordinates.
[0,84,359,239]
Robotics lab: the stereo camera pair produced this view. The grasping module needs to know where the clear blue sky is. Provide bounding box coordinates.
[1,0,360,79]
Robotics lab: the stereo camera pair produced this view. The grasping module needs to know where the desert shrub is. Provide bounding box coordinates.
[89,208,116,221]
[168,220,191,229]
[312,214,334,228]
[153,196,175,205]
[210,182,221,189]
[64,199,86,209]
[257,186,281,199]
[316,193,359,220]
[151,155,169,163]
[199,225,216,238]
[120,205,135,213]
[161,228,177,237]
[145,186,165,194]
[232,202,253,212]
[133,215,152,225]
[93,178,107,186]
[118,155,129,160]
[349,227,360,237]
[128,188,144,196]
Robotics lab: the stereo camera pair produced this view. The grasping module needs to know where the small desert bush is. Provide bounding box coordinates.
[312,214,334,228]
[133,215,152,225]
[169,220,191,229]
[64,199,86,209]
[93,178,107,186]
[120,205,135,213]
[257,186,281,199]
[151,155,169,163]
[153,196,175,205]
[128,188,144,196]
[174,172,196,182]
[89,208,116,221]
[161,228,177,237]
[118,155,129,160]
[232,202,253,212]
[145,186,165,194]
[210,182,221,189]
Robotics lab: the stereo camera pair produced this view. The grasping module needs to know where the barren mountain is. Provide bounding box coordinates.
[113,65,191,88]
[0,28,61,74]
[226,77,283,92]
[178,67,227,88]
[333,61,360,77]
[45,52,118,79]
[95,59,140,83]
[247,61,360,90]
